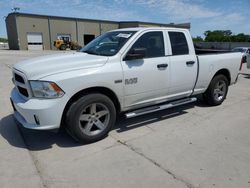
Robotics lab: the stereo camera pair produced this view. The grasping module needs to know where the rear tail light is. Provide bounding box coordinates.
[239,56,246,71]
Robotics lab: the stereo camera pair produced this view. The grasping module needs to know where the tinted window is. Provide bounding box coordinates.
[169,32,189,55]
[129,31,165,58]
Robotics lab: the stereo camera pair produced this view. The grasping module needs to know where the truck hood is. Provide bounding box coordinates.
[13,52,108,80]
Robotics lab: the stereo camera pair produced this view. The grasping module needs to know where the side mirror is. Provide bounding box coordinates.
[124,48,146,61]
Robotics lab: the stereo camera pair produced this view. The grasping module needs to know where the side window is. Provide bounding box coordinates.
[169,32,189,55]
[129,31,165,58]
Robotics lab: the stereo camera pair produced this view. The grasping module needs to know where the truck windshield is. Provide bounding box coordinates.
[81,31,136,56]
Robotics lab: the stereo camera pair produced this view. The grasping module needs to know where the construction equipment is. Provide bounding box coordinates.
[54,36,82,50]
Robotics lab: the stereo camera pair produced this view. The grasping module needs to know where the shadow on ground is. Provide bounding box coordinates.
[0,115,81,150]
[1,99,206,151]
[240,73,250,79]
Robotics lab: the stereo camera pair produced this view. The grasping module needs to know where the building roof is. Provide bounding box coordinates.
[119,21,190,29]
[6,12,190,29]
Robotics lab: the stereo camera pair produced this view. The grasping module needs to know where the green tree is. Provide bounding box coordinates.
[204,30,250,42]
[193,36,204,42]
[234,33,250,42]
[204,30,232,42]
[0,38,8,43]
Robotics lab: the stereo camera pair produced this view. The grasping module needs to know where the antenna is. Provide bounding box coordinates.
[11,7,20,12]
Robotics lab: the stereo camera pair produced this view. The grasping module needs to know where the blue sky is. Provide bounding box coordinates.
[0,0,250,38]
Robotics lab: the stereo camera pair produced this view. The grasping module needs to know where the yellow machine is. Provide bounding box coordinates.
[54,36,82,50]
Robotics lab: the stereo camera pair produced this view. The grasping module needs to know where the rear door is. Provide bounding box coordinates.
[166,31,198,99]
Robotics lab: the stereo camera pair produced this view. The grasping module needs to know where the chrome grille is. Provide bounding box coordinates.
[13,70,30,98]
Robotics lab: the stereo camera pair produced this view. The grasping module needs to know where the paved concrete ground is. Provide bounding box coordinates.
[0,44,9,50]
[0,50,250,188]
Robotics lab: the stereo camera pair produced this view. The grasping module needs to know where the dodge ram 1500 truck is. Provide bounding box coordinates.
[10,27,243,143]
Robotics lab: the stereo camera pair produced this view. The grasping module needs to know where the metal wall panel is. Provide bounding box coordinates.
[100,23,119,34]
[77,21,100,46]
[17,16,50,50]
[5,14,19,50]
[49,19,77,50]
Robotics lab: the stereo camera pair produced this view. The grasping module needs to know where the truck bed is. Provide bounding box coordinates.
[195,48,232,55]
[193,52,242,96]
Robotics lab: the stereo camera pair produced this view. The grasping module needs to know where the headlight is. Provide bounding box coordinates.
[30,81,65,98]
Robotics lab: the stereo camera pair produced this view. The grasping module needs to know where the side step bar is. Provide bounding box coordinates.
[125,97,197,118]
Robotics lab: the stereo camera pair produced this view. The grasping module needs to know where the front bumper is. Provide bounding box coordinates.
[10,88,68,130]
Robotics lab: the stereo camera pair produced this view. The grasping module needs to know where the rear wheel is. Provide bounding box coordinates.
[203,74,229,106]
[66,94,116,143]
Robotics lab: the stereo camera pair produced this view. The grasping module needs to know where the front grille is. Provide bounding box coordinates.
[17,86,29,97]
[13,70,30,98]
[14,73,25,83]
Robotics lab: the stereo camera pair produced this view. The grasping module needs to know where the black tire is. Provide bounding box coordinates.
[203,74,229,106]
[60,44,66,50]
[66,93,116,143]
[71,46,77,50]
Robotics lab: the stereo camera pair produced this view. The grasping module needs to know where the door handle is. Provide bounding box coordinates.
[157,64,168,69]
[186,61,195,65]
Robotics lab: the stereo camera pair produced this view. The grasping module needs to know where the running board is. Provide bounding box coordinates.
[125,97,197,118]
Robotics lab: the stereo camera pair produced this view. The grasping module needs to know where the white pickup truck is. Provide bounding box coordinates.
[11,27,243,143]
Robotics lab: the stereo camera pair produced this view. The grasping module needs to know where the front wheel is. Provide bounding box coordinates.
[66,94,116,143]
[203,74,229,106]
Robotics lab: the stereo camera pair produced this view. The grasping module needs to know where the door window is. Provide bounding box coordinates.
[169,32,189,55]
[129,31,165,58]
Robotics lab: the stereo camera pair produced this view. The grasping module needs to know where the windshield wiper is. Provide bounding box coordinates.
[82,50,98,55]
[82,50,108,56]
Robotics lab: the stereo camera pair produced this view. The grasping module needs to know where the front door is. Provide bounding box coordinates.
[121,31,170,108]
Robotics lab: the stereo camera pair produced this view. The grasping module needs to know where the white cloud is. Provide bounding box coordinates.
[202,12,244,30]
[130,0,221,19]
[4,0,244,24]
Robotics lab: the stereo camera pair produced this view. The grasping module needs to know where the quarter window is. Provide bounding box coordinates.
[169,32,189,55]
[129,31,165,58]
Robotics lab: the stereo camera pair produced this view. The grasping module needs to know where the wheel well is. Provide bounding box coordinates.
[61,87,121,126]
[214,69,231,84]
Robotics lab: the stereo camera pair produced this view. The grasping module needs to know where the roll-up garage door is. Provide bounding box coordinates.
[27,33,43,50]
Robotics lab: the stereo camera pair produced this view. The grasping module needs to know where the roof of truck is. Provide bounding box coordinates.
[112,27,189,32]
